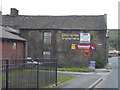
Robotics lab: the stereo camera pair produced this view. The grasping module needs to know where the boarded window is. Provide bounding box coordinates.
[43,51,51,59]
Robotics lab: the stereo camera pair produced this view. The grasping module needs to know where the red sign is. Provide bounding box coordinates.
[76,44,90,50]
[90,45,96,50]
[76,44,96,50]
[84,50,90,56]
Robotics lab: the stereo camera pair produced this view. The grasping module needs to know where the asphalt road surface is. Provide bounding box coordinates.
[95,57,119,89]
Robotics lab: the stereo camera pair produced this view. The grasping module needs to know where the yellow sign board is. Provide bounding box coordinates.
[71,44,76,49]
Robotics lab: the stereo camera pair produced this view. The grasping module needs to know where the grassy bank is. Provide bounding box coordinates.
[57,67,89,72]
[57,75,77,85]
[44,75,77,88]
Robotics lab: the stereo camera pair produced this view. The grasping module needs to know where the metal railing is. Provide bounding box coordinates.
[2,58,57,89]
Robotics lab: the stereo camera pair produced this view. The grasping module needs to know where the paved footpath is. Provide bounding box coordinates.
[53,69,111,88]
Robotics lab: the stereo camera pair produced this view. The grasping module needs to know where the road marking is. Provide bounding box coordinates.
[88,77,103,88]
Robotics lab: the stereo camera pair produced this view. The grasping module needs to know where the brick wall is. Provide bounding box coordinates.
[2,40,25,59]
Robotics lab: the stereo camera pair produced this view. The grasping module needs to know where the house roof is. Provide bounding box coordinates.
[0,26,26,41]
[2,26,19,34]
[2,15,107,30]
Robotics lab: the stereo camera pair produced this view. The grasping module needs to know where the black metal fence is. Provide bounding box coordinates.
[2,58,57,89]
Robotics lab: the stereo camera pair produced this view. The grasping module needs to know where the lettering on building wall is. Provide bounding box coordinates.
[61,33,80,40]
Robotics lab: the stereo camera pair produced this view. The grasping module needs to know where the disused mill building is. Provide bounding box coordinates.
[2,8,109,68]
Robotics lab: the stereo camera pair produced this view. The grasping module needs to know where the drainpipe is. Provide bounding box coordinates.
[25,41,28,58]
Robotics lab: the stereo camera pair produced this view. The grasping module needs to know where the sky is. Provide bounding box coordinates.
[1,0,119,29]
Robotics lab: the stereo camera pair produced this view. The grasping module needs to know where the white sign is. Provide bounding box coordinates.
[80,33,90,43]
[88,61,96,71]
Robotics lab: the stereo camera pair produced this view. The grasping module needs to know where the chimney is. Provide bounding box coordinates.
[10,8,19,16]
[104,14,107,29]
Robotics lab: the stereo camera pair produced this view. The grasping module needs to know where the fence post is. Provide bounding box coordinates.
[6,60,9,90]
[55,59,57,86]
[37,60,39,90]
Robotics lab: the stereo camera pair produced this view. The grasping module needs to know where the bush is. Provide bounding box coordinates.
[95,57,105,68]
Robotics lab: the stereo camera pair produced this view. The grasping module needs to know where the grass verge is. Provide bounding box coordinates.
[44,75,77,88]
[57,67,89,72]
[57,75,77,85]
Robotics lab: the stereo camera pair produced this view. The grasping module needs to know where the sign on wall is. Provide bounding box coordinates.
[61,33,80,40]
[76,44,91,50]
[88,61,96,71]
[90,45,96,50]
[71,44,76,49]
[76,44,96,50]
[80,33,90,43]
[84,50,90,56]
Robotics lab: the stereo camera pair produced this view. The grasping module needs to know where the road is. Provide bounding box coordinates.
[53,57,119,89]
[95,57,119,89]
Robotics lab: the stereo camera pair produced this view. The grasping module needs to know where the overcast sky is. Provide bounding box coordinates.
[1,0,119,29]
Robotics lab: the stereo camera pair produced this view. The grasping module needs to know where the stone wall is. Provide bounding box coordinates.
[56,30,107,67]
[20,29,108,68]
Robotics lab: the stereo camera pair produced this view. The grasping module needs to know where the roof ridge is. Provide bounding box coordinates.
[3,14,104,17]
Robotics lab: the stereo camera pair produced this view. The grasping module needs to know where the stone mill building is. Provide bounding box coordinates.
[2,8,109,68]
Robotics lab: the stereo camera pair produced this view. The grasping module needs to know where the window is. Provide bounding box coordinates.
[43,32,52,45]
[43,51,51,59]
[13,42,17,50]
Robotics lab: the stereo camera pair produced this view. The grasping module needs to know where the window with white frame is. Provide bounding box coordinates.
[43,32,52,45]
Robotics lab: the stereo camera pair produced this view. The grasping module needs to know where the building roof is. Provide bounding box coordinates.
[2,15,107,30]
[0,26,26,41]
[2,26,19,34]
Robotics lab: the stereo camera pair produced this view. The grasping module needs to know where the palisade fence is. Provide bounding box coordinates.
[2,58,57,89]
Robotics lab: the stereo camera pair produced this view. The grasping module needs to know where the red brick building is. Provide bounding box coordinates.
[0,26,27,60]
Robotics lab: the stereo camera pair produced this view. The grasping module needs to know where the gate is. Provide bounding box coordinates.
[2,58,57,89]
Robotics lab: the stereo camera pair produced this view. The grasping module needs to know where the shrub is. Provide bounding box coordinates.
[95,57,105,68]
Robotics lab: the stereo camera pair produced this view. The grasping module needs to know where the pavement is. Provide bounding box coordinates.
[53,65,111,88]
[95,57,118,88]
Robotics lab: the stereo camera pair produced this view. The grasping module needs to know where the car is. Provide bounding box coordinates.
[26,58,42,66]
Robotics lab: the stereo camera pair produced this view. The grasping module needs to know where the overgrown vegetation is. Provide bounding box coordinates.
[95,57,105,68]
[57,67,89,72]
[109,30,119,50]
